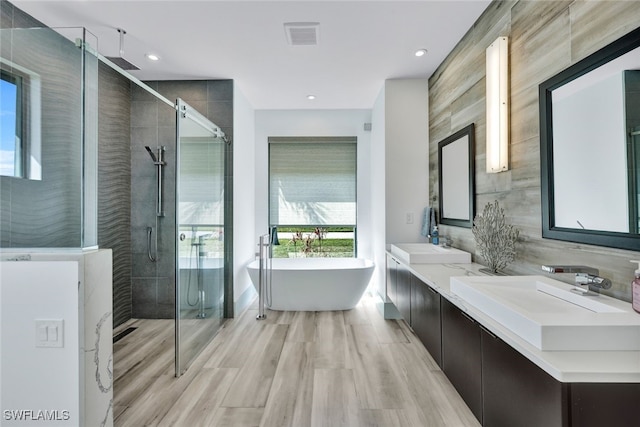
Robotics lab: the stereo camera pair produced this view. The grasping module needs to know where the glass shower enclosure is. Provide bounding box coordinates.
[0,26,98,249]
[175,98,226,375]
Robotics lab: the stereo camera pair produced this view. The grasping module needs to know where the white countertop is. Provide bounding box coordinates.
[395,257,640,383]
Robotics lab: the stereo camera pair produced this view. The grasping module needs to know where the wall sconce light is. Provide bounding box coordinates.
[486,36,509,173]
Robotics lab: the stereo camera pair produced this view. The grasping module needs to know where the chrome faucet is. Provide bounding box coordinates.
[541,265,612,296]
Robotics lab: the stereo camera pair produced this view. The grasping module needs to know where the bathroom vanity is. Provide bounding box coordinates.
[385,254,640,427]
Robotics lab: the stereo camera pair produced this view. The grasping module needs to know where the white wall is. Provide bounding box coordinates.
[384,79,430,244]
[233,84,257,312]
[253,82,428,305]
[371,79,430,302]
[0,250,113,427]
[370,87,387,298]
[254,109,373,262]
[1,262,79,426]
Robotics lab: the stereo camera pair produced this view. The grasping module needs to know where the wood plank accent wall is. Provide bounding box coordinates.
[428,0,640,300]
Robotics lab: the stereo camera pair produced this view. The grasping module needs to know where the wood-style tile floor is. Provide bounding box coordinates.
[113,293,480,426]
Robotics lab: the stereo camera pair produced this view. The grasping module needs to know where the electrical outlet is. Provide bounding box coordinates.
[406,212,414,224]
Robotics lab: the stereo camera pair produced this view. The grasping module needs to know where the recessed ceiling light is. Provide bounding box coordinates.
[307,95,316,100]
[145,53,160,61]
[415,49,428,57]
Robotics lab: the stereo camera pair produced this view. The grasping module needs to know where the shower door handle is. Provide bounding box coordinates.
[147,226,157,262]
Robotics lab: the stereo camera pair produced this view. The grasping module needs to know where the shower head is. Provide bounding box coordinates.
[106,28,140,71]
[145,146,158,162]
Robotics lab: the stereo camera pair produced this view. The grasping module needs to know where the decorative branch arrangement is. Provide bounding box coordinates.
[289,227,328,256]
[472,200,520,274]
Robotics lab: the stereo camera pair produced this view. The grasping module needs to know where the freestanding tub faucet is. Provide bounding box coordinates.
[541,265,612,295]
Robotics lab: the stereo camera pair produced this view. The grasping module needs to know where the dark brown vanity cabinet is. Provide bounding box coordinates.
[441,298,483,422]
[570,383,640,427]
[385,254,411,321]
[441,297,569,426]
[385,259,640,427]
[396,263,411,322]
[481,328,568,427]
[410,276,442,367]
[441,298,639,427]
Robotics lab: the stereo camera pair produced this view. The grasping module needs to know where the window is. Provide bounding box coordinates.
[0,60,41,181]
[0,70,24,177]
[269,137,357,258]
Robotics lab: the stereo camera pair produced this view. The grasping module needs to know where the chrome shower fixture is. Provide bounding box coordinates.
[105,28,140,71]
[145,146,158,162]
[145,146,166,217]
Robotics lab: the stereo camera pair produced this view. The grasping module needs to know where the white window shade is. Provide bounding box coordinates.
[269,138,356,226]
[179,139,225,225]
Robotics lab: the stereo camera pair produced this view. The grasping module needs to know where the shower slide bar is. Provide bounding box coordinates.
[145,146,166,217]
[256,233,271,320]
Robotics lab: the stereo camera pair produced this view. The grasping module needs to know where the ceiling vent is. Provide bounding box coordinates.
[284,22,320,46]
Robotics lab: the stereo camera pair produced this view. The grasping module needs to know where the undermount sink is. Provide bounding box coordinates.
[450,275,640,351]
[390,243,471,264]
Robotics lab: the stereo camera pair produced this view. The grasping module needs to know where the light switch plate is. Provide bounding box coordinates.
[406,212,414,224]
[35,319,64,348]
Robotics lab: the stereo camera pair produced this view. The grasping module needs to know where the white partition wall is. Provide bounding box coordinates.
[0,250,113,427]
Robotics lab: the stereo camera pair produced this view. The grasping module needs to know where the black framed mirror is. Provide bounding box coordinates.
[438,123,475,228]
[540,26,640,251]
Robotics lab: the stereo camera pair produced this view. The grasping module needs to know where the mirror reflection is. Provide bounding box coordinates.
[540,26,640,250]
[552,46,640,233]
[438,123,475,228]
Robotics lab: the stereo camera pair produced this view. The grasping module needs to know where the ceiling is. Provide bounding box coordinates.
[13,0,491,110]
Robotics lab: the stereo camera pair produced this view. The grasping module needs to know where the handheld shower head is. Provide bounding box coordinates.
[145,146,158,162]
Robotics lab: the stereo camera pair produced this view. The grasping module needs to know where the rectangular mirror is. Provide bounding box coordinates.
[438,123,475,228]
[540,26,640,251]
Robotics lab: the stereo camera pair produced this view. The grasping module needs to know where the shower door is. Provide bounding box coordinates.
[175,98,226,376]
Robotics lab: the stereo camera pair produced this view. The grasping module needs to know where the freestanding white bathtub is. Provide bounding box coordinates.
[246,257,375,311]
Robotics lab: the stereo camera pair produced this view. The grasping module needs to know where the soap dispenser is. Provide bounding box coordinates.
[631,260,640,313]
[432,226,439,245]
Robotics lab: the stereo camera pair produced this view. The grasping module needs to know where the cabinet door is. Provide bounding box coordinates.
[441,298,483,422]
[481,327,568,427]
[410,275,442,367]
[396,262,411,323]
[571,383,640,427]
[386,254,397,304]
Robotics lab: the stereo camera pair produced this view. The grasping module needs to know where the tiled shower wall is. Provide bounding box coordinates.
[130,80,233,319]
[98,62,132,327]
[0,0,41,28]
[0,2,85,248]
[3,1,133,326]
